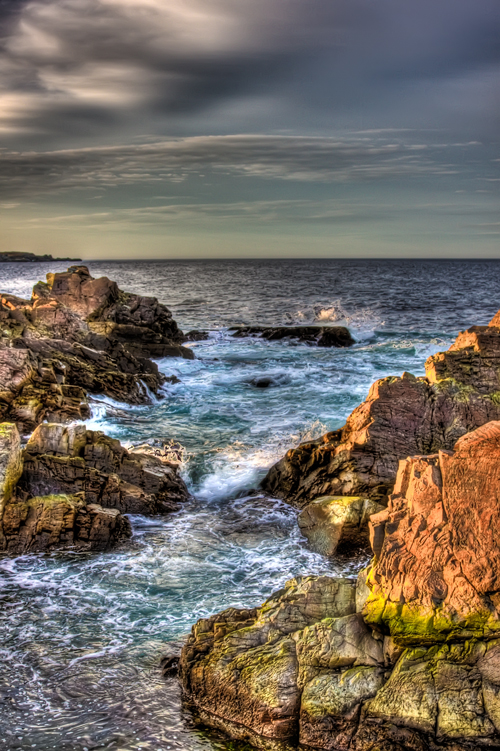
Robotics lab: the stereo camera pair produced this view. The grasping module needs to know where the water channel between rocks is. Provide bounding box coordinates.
[1,258,499,751]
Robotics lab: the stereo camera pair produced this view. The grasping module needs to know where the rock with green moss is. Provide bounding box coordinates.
[363,421,500,646]
[298,496,384,556]
[180,576,357,745]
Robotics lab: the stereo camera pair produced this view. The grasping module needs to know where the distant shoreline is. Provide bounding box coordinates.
[0,252,82,262]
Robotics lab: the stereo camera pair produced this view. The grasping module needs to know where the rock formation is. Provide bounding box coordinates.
[181,421,500,750]
[230,325,355,348]
[0,265,192,432]
[263,314,500,506]
[0,421,189,555]
[298,496,384,557]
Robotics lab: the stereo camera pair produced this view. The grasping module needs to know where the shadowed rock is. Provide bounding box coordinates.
[229,325,355,347]
[298,496,384,557]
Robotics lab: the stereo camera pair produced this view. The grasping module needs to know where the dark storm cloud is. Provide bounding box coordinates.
[0,0,499,142]
[0,134,483,199]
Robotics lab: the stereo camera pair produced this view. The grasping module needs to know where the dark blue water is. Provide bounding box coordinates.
[0,259,499,751]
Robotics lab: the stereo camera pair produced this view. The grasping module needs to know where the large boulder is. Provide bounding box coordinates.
[298,496,384,557]
[180,577,358,745]
[0,266,192,432]
[2,493,131,555]
[181,423,500,750]
[263,313,500,506]
[18,423,189,514]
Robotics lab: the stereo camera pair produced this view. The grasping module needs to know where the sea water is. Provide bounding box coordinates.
[0,258,499,751]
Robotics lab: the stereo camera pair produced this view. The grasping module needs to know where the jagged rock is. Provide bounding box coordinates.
[363,420,500,646]
[298,496,384,556]
[181,421,500,751]
[18,423,189,514]
[180,577,357,744]
[229,325,355,347]
[0,266,192,432]
[0,422,23,548]
[263,315,500,506]
[2,493,131,555]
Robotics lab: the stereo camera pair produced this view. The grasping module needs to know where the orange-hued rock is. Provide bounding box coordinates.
[263,317,500,506]
[363,420,500,645]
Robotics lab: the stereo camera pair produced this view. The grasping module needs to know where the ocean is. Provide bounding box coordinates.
[1,258,499,751]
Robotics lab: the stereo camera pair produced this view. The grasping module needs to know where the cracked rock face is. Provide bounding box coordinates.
[364,420,500,646]
[181,421,500,750]
[0,265,192,433]
[262,314,500,507]
[0,421,188,555]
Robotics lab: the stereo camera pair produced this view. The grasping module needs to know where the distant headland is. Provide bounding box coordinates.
[0,251,82,262]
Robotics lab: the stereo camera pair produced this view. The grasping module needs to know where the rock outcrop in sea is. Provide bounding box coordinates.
[0,421,189,555]
[0,265,193,433]
[230,325,355,347]
[263,314,500,506]
[0,265,192,555]
[180,420,500,750]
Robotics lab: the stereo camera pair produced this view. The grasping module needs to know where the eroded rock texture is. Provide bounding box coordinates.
[364,420,500,646]
[0,265,192,432]
[0,422,133,554]
[19,423,189,515]
[230,326,355,348]
[263,314,500,506]
[0,421,189,555]
[182,422,500,750]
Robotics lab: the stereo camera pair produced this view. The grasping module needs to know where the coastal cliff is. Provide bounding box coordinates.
[181,420,500,750]
[263,315,500,506]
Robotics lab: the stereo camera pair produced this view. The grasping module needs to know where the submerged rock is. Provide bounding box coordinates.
[298,496,384,557]
[0,265,193,432]
[263,313,500,506]
[229,326,355,348]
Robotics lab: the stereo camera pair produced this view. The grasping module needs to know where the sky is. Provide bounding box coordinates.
[0,0,499,259]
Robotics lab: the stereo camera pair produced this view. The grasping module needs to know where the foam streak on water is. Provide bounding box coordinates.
[1,259,499,750]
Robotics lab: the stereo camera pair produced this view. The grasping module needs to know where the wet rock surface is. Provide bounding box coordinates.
[0,421,189,555]
[0,265,193,433]
[229,325,355,347]
[298,496,384,557]
[263,314,500,506]
[181,421,500,750]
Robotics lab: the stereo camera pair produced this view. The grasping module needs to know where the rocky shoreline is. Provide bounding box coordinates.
[181,420,500,750]
[180,313,500,751]
[4,265,500,750]
[0,265,193,554]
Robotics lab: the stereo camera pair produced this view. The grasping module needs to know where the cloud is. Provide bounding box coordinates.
[0,0,499,142]
[0,133,485,198]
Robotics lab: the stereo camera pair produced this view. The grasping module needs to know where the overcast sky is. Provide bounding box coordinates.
[0,0,499,258]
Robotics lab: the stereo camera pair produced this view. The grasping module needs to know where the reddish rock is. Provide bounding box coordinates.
[363,420,500,645]
[263,319,500,506]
